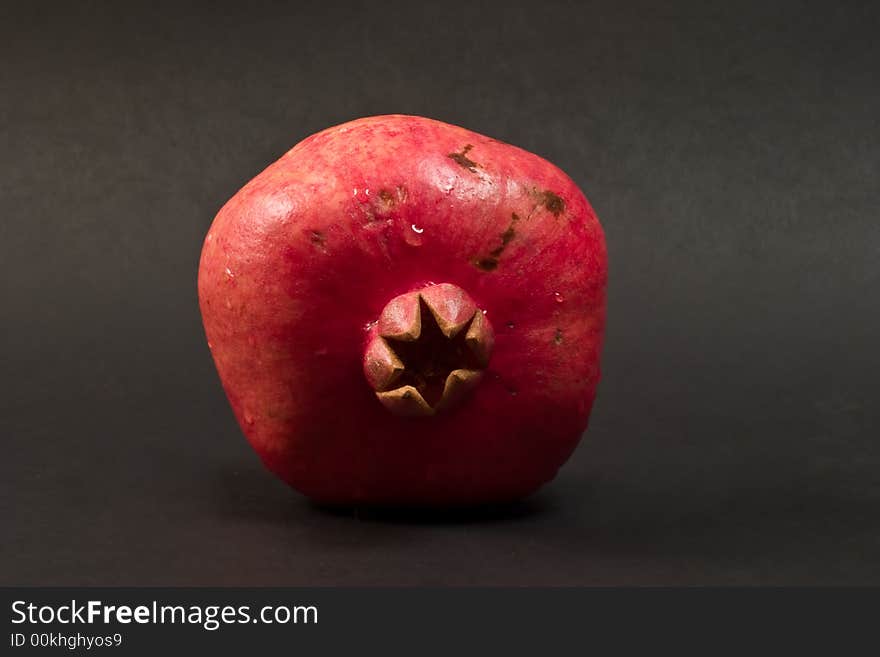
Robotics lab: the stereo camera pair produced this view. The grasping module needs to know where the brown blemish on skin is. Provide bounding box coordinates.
[473,257,498,271]
[448,144,479,172]
[541,191,566,216]
[554,328,563,345]
[472,213,521,272]
[309,230,327,251]
[377,186,408,213]
[491,225,517,257]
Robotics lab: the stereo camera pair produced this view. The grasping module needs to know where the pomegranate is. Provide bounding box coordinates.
[198,115,607,506]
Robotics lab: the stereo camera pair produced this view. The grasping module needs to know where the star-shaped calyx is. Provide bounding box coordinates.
[363,283,495,417]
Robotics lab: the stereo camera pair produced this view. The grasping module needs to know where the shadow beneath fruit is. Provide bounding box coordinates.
[214,463,551,527]
[211,460,880,584]
[309,495,552,526]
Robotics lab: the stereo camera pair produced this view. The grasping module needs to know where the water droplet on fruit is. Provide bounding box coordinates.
[353,188,358,196]
[554,292,565,303]
[364,188,370,196]
[481,309,488,315]
[244,412,254,425]
[506,321,515,329]
[207,340,213,350]
[364,320,378,332]
[404,223,424,246]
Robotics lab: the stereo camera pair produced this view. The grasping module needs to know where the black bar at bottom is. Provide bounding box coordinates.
[1,588,876,654]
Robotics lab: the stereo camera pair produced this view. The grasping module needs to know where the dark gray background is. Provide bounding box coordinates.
[2,0,878,585]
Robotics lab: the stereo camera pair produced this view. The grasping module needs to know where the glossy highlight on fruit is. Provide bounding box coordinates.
[198,115,607,506]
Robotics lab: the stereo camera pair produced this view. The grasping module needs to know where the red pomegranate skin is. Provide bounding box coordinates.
[198,115,607,506]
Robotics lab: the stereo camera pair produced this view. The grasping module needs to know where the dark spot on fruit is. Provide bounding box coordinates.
[378,189,395,205]
[488,244,505,258]
[541,191,565,216]
[490,224,517,257]
[473,257,499,271]
[554,328,563,345]
[309,230,327,250]
[448,144,479,172]
[472,212,520,270]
